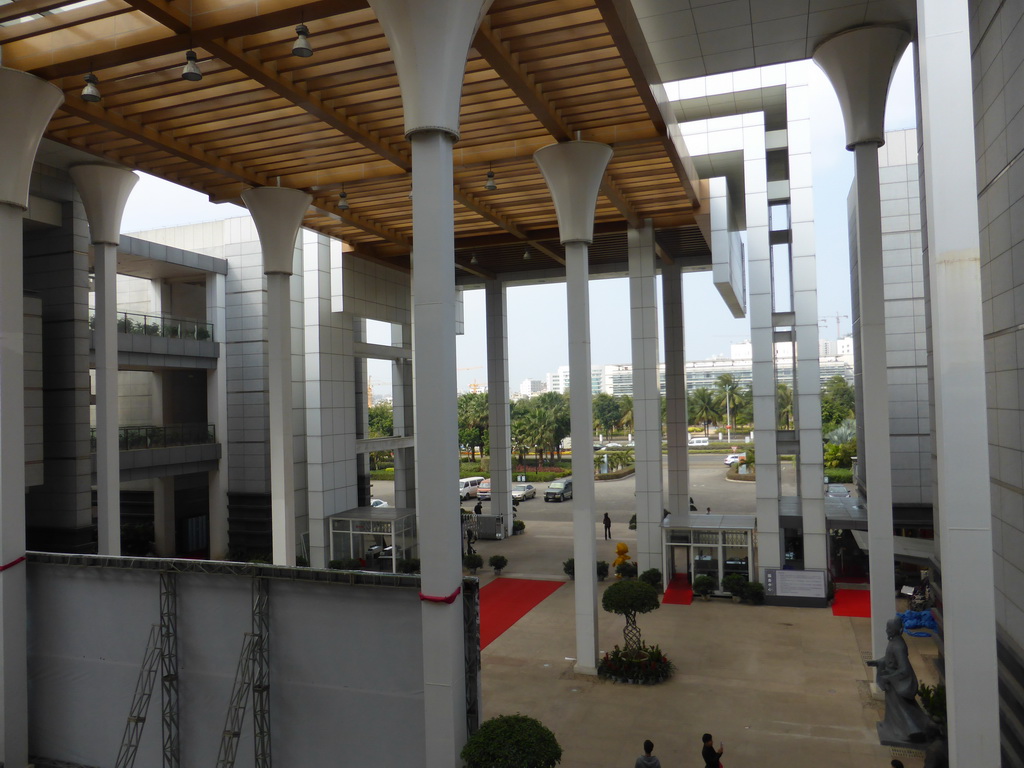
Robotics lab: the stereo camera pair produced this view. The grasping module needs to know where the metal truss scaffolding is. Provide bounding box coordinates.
[114,624,162,768]
[160,571,180,768]
[252,577,271,767]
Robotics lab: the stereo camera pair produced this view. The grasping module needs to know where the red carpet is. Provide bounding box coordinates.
[662,574,693,605]
[479,578,563,649]
[832,588,871,617]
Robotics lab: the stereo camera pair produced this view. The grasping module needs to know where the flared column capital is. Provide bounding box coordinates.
[241,187,312,276]
[813,26,911,149]
[369,0,493,140]
[534,141,613,245]
[69,164,139,245]
[0,67,63,210]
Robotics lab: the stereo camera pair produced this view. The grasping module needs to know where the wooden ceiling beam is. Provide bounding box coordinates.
[0,0,128,44]
[454,188,565,266]
[600,173,640,229]
[472,18,573,143]
[203,36,411,170]
[0,0,84,24]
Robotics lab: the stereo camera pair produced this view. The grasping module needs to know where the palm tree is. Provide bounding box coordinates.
[615,395,633,435]
[715,373,743,431]
[689,388,720,436]
[776,381,794,429]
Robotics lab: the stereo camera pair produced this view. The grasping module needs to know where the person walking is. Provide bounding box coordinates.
[635,739,661,768]
[603,512,612,540]
[473,499,483,515]
[701,733,723,768]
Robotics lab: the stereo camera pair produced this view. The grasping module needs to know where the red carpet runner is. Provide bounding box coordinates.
[479,578,563,649]
[832,588,871,617]
[662,574,693,606]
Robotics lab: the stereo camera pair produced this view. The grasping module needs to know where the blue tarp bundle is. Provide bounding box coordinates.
[898,610,938,637]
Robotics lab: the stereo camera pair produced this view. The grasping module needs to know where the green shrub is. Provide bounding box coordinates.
[639,568,662,588]
[295,555,309,567]
[596,561,609,580]
[693,574,716,596]
[823,468,853,483]
[722,573,748,597]
[562,558,575,578]
[398,558,420,574]
[628,513,637,530]
[615,561,638,579]
[741,580,765,604]
[513,519,526,534]
[489,554,508,571]
[460,714,562,768]
[463,553,483,571]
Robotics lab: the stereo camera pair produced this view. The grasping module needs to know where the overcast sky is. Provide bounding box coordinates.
[120,49,918,396]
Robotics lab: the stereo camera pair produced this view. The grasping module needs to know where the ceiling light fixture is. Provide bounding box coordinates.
[523,249,531,261]
[470,254,479,265]
[484,163,497,191]
[338,186,350,211]
[293,24,313,57]
[182,50,203,82]
[81,73,101,102]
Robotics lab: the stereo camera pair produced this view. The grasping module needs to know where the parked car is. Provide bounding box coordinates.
[371,498,389,508]
[826,484,851,498]
[544,478,573,502]
[724,453,745,466]
[605,442,623,449]
[477,479,491,501]
[689,436,709,447]
[511,483,536,501]
[459,476,485,500]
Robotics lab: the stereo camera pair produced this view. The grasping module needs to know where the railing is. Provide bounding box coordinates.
[89,309,213,341]
[90,423,216,452]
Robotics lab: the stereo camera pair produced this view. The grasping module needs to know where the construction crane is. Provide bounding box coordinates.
[820,313,849,340]
[115,625,163,768]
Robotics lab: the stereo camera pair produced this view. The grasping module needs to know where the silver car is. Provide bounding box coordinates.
[511,483,536,501]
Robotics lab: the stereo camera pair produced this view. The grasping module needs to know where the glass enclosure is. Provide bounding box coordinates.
[328,507,417,573]
[665,527,753,592]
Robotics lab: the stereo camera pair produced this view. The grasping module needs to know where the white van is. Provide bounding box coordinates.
[688,436,709,447]
[459,476,485,501]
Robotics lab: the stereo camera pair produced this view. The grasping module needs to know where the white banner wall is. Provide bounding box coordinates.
[27,560,428,767]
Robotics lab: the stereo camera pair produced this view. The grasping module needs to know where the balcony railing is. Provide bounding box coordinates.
[90,423,216,452]
[89,310,213,341]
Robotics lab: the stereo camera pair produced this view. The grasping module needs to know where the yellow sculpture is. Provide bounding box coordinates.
[612,542,631,577]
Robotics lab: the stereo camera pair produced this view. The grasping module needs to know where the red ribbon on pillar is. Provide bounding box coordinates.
[419,586,461,604]
[0,556,26,572]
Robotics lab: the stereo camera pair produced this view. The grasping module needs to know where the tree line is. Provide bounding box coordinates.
[366,373,857,460]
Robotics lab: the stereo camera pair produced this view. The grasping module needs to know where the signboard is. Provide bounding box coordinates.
[764,568,827,599]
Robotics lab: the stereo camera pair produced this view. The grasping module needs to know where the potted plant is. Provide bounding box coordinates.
[463,553,483,574]
[596,560,610,581]
[489,554,508,576]
[722,573,748,602]
[639,568,662,589]
[460,714,562,768]
[563,558,575,580]
[615,561,638,579]
[601,579,660,662]
[741,580,765,604]
[513,519,526,535]
[693,574,715,600]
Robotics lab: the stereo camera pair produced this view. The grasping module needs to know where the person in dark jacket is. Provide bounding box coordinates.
[603,512,612,539]
[635,739,661,768]
[701,733,723,768]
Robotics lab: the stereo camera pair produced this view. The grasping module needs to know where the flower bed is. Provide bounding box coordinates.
[598,643,674,685]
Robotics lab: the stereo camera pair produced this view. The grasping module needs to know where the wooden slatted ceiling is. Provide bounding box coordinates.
[1,0,705,272]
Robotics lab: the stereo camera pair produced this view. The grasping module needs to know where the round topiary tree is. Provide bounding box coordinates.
[602,578,660,658]
[461,713,562,768]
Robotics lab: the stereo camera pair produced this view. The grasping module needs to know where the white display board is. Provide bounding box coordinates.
[764,568,827,599]
[27,559,430,767]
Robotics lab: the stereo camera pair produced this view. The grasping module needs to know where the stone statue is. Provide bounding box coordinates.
[867,616,932,744]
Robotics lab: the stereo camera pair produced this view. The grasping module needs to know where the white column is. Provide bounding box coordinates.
[206,272,228,559]
[410,128,466,763]
[661,259,688,519]
[814,25,909,658]
[69,165,138,557]
[241,187,311,567]
[369,2,492,760]
[628,222,662,575]
[534,140,612,674]
[485,279,513,535]
[0,66,63,768]
[917,2,1000,763]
